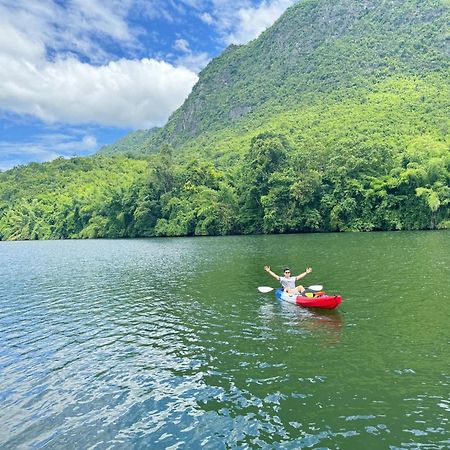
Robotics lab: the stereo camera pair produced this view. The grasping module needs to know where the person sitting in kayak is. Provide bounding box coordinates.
[264,265,312,295]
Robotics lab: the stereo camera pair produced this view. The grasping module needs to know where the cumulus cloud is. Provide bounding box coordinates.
[0,1,199,130]
[0,53,198,129]
[0,0,296,133]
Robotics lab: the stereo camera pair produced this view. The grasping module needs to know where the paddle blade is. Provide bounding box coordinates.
[308,285,323,291]
[258,286,274,293]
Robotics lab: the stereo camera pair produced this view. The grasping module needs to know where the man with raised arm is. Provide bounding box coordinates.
[264,266,312,295]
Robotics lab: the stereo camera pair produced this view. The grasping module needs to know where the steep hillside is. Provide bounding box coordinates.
[151,0,449,150]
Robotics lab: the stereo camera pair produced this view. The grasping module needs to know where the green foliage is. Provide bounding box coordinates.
[237,133,290,233]
[1,124,448,240]
[98,128,161,157]
[154,159,238,236]
[0,156,148,240]
[0,0,449,240]
[148,0,450,151]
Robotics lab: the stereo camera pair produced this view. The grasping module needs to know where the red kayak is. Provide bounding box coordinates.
[275,288,341,310]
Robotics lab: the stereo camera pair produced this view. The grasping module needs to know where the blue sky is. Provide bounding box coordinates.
[0,0,297,171]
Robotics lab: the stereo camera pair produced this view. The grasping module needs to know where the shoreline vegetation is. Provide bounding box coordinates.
[1,126,449,241]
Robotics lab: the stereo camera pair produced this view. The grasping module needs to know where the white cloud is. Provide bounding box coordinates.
[0,131,99,171]
[200,11,215,25]
[132,0,176,23]
[175,51,211,73]
[207,0,296,45]
[0,53,198,129]
[172,37,211,72]
[130,1,296,48]
[0,21,45,60]
[0,0,138,63]
[174,38,191,53]
[0,1,199,130]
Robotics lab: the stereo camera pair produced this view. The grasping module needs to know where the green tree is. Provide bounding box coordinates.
[238,132,289,233]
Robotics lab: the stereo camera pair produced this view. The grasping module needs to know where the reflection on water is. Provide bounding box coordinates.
[259,302,344,339]
[0,232,449,449]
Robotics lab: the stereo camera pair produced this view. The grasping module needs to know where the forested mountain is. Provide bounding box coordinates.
[0,0,449,240]
[151,0,449,150]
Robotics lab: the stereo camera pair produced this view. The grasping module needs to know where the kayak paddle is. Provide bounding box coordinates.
[258,285,323,293]
[258,286,275,293]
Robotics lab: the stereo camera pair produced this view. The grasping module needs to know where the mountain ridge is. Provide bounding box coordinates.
[142,0,449,152]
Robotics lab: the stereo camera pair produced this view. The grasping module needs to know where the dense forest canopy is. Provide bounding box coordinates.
[1,0,449,240]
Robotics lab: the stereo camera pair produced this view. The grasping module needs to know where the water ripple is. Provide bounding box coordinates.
[1,234,449,449]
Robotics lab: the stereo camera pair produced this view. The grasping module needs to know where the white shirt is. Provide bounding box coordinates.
[279,276,296,289]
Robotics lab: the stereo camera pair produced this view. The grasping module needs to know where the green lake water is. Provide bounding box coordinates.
[0,231,449,449]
